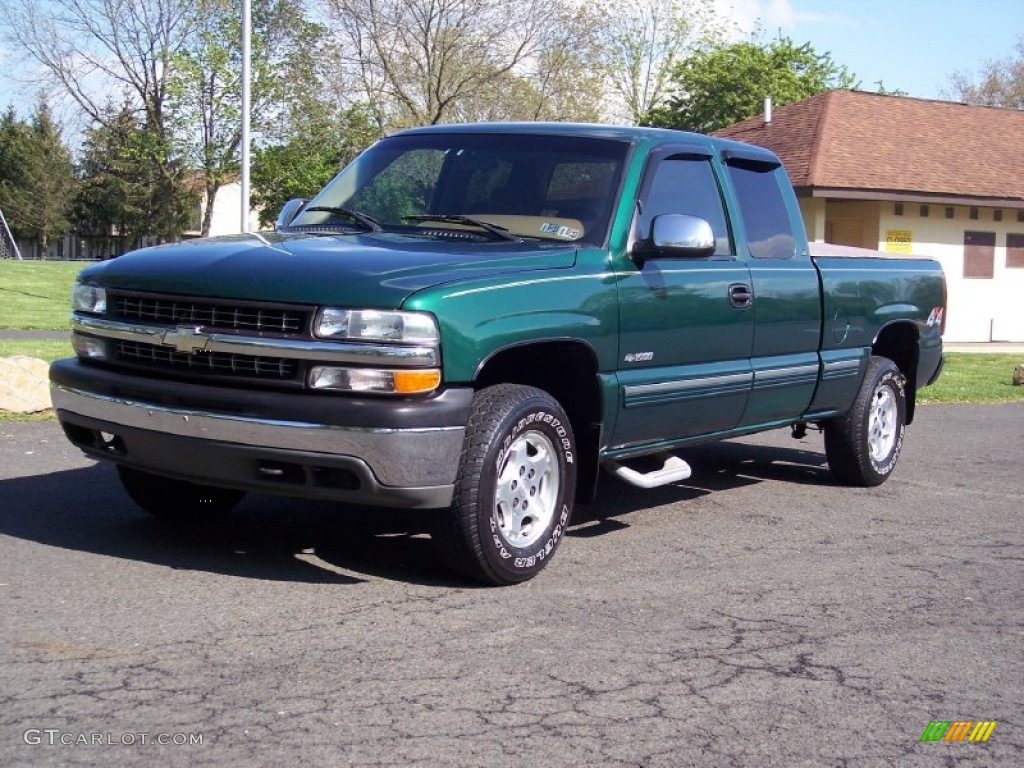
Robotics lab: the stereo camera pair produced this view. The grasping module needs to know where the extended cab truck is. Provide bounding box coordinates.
[50,123,946,585]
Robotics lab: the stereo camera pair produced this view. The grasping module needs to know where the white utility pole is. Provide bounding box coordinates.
[241,0,251,233]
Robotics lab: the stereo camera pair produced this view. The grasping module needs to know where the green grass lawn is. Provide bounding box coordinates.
[0,338,73,362]
[917,353,1023,404]
[0,261,88,329]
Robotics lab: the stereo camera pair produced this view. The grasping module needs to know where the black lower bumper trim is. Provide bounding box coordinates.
[59,411,454,509]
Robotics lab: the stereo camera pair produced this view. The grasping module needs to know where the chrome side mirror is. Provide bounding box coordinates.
[632,214,716,263]
[275,198,308,229]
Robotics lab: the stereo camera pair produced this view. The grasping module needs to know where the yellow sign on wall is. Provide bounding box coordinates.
[885,229,913,254]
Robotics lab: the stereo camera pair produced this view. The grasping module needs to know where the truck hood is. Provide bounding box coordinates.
[78,231,578,308]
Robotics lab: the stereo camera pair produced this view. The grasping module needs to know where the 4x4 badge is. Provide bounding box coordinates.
[160,326,211,354]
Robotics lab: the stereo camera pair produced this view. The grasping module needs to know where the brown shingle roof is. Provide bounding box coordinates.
[714,91,1024,202]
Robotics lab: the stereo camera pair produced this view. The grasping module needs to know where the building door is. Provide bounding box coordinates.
[826,219,867,248]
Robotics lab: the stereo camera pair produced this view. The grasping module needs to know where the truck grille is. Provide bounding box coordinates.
[116,340,299,380]
[111,292,309,334]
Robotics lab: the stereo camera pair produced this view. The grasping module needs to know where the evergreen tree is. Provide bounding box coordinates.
[75,106,197,252]
[0,101,75,258]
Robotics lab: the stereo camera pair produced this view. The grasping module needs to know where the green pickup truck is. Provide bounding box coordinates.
[50,122,945,585]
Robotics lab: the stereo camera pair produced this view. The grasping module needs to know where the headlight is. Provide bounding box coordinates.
[315,308,438,343]
[72,283,107,314]
[309,366,441,394]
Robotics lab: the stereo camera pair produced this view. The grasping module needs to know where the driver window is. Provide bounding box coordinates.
[637,158,732,255]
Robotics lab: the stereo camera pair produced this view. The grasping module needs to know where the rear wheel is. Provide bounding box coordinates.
[117,465,245,521]
[824,356,906,486]
[434,384,577,586]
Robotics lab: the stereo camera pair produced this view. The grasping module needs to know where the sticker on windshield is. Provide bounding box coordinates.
[538,221,582,240]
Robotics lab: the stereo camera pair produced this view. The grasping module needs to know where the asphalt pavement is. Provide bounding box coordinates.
[0,331,70,340]
[1,405,1021,766]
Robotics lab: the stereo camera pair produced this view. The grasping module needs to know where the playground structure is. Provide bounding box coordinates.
[0,209,21,259]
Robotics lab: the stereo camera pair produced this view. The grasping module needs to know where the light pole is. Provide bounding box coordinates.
[241,0,251,233]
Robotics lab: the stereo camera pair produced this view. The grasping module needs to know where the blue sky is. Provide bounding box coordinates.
[1,0,1021,129]
[728,0,1024,98]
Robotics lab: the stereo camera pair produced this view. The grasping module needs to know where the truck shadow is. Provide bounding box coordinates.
[0,464,448,587]
[0,439,831,586]
[572,439,833,535]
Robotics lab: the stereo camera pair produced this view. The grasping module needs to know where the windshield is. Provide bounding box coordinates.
[290,132,629,245]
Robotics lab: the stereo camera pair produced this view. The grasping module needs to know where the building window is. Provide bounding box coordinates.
[994,209,1003,222]
[1008,233,1024,268]
[920,205,929,217]
[969,207,979,220]
[1018,210,1024,223]
[894,202,904,216]
[964,231,995,278]
[946,207,955,219]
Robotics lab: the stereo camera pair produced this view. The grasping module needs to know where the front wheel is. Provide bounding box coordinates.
[824,356,906,486]
[117,465,245,521]
[434,384,577,586]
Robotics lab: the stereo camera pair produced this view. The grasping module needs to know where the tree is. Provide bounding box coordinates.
[1,0,200,239]
[597,0,725,124]
[442,3,608,124]
[649,36,858,133]
[944,34,1024,109]
[75,107,197,253]
[326,0,607,130]
[251,103,379,229]
[0,101,76,257]
[167,0,330,236]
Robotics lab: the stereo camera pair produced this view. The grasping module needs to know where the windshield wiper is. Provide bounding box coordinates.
[303,206,382,232]
[402,214,522,242]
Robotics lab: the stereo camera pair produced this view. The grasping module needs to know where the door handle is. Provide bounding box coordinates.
[729,283,753,308]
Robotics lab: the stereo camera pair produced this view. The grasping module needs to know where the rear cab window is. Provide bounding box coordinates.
[725,154,797,260]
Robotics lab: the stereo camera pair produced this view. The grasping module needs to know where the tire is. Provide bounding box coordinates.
[824,355,906,487]
[117,465,245,521]
[434,384,577,586]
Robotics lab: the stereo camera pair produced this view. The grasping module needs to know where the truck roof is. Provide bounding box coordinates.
[389,121,781,165]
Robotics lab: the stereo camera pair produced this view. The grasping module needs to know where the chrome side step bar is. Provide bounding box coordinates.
[604,453,692,489]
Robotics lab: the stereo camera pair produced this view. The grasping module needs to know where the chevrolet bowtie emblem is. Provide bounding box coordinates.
[160,325,211,354]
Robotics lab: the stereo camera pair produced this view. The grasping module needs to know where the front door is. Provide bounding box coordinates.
[611,148,754,452]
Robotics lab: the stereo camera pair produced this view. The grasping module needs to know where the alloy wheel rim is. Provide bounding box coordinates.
[868,385,898,463]
[494,429,559,549]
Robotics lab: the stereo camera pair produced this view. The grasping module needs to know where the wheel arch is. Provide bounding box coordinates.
[474,339,603,503]
[872,320,920,424]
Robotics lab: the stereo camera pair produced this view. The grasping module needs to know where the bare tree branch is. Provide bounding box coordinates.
[942,34,1024,110]
[326,0,605,128]
[596,0,726,124]
[0,0,197,129]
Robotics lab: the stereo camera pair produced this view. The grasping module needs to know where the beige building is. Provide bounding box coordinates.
[716,91,1024,342]
[184,177,261,239]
